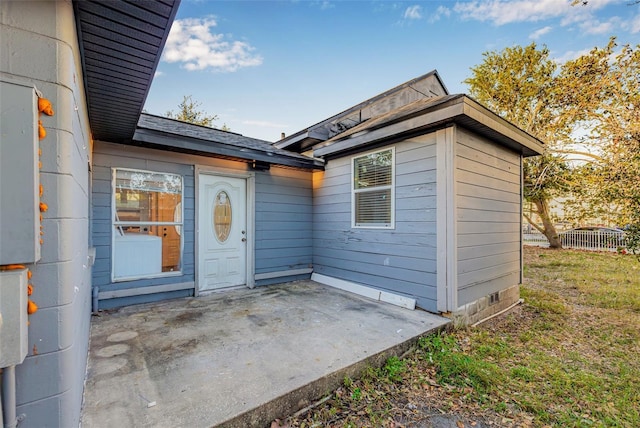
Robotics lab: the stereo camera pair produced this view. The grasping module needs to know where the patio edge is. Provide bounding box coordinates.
[218,322,452,428]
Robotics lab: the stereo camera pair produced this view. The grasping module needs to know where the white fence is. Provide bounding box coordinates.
[523,229,627,252]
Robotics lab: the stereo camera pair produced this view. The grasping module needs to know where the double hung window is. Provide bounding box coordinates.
[352,148,395,228]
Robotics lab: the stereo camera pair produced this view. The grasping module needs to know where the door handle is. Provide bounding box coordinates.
[241,237,247,242]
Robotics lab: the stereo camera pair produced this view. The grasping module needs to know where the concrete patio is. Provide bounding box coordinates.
[80,280,450,427]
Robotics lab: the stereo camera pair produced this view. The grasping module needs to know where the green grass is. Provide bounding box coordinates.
[287,248,640,427]
[441,248,640,427]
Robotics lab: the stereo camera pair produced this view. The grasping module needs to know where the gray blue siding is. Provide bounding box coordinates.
[92,142,314,304]
[91,145,195,309]
[2,2,93,426]
[254,168,313,284]
[313,134,439,311]
[455,128,522,306]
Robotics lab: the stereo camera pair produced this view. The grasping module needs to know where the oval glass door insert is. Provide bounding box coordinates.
[213,191,232,243]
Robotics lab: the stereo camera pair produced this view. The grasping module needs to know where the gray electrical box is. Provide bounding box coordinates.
[0,269,28,367]
[0,78,41,264]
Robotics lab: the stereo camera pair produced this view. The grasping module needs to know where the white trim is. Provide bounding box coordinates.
[194,166,255,296]
[254,268,313,281]
[519,156,524,285]
[97,282,194,300]
[436,127,458,312]
[351,147,396,229]
[446,127,458,312]
[311,273,416,310]
[113,271,182,283]
[246,174,256,289]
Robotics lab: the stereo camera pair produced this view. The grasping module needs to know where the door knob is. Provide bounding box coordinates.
[241,237,247,242]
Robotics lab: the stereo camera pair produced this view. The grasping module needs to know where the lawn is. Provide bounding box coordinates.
[283,247,640,427]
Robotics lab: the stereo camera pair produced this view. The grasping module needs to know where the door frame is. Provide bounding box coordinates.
[195,166,255,296]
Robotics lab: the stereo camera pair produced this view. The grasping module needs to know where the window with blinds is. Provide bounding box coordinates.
[352,148,395,228]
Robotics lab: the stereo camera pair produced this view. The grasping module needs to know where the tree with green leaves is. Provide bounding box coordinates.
[558,40,640,255]
[465,39,640,251]
[165,95,229,131]
[465,44,574,248]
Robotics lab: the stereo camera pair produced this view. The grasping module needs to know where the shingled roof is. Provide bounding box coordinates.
[274,70,449,153]
[133,114,324,170]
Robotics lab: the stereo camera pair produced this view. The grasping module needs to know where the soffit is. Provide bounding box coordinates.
[74,0,180,143]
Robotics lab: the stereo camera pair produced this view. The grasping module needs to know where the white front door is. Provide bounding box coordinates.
[198,174,247,292]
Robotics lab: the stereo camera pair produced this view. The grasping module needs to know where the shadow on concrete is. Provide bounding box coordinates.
[81,280,450,427]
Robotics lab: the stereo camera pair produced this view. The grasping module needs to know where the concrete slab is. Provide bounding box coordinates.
[81,280,450,427]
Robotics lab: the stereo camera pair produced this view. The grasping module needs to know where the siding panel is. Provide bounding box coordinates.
[313,137,439,308]
[456,129,522,306]
[254,167,313,279]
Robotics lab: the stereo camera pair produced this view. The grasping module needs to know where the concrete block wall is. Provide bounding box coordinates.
[452,284,520,326]
[1,1,93,426]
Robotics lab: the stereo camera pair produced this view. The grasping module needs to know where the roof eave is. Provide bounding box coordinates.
[74,0,181,143]
[133,128,324,170]
[312,96,544,158]
[273,129,326,151]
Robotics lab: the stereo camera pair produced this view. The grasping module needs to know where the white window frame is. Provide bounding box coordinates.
[111,167,184,282]
[351,147,395,229]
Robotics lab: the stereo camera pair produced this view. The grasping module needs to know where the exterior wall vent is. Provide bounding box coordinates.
[489,292,500,305]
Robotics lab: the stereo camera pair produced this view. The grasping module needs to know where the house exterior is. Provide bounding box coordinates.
[278,77,543,320]
[0,1,542,426]
[92,114,321,310]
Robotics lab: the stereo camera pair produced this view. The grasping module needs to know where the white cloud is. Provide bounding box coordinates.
[553,48,592,64]
[162,17,263,72]
[428,6,451,23]
[307,1,334,10]
[453,0,618,25]
[154,71,165,78]
[454,0,568,24]
[529,26,552,39]
[404,5,423,20]
[579,17,618,35]
[318,1,334,10]
[632,14,640,33]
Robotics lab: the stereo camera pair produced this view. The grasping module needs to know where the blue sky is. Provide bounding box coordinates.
[144,0,640,142]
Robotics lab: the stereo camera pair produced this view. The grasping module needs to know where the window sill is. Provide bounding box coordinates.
[352,224,395,229]
[112,270,183,283]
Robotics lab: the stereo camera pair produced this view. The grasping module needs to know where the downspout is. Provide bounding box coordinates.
[1,366,25,428]
[92,286,99,313]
